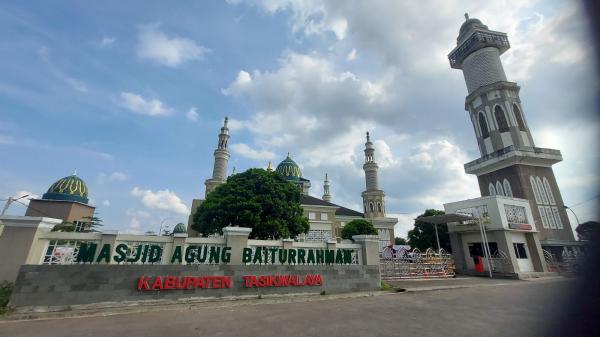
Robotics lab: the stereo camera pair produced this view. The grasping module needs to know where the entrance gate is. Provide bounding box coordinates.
[379,248,455,280]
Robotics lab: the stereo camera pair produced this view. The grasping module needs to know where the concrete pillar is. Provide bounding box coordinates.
[0,216,62,282]
[494,231,519,274]
[326,239,337,252]
[282,238,294,250]
[223,227,252,265]
[99,231,118,264]
[167,233,188,265]
[352,235,380,266]
[526,232,547,272]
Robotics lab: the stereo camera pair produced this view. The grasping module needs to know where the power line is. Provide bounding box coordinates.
[568,194,600,209]
[12,199,55,218]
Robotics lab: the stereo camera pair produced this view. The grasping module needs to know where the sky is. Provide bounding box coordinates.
[0,0,598,238]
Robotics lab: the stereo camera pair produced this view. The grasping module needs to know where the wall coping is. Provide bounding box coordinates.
[352,235,379,242]
[222,226,252,236]
[0,216,62,229]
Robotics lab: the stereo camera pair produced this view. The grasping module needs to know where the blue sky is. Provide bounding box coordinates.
[1,0,598,237]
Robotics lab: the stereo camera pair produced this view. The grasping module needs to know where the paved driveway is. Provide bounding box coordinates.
[0,278,579,337]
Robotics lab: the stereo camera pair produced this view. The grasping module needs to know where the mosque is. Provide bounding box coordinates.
[187,118,397,250]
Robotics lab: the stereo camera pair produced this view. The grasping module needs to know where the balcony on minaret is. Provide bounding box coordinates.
[464,145,563,176]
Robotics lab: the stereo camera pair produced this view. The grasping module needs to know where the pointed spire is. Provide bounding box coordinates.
[464,12,469,20]
[266,162,273,171]
[72,169,77,176]
[232,166,236,175]
[322,172,332,202]
[366,131,371,142]
[224,116,228,127]
[287,151,291,158]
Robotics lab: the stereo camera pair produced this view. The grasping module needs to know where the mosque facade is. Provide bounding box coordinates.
[187,118,397,250]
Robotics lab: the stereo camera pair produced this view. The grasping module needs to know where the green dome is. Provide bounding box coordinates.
[42,174,89,204]
[275,154,302,180]
[173,223,187,234]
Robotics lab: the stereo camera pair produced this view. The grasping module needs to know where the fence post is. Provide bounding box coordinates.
[352,235,380,266]
[223,227,252,265]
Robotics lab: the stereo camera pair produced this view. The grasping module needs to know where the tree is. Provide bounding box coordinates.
[341,219,378,240]
[407,209,451,252]
[51,213,103,233]
[394,237,408,245]
[191,168,310,239]
[576,221,599,241]
[81,214,103,232]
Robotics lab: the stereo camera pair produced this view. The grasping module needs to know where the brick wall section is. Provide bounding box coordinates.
[10,264,380,309]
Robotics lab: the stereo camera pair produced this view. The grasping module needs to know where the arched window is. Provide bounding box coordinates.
[503,179,513,197]
[543,177,556,205]
[478,112,489,138]
[369,202,374,212]
[489,183,496,196]
[494,105,510,132]
[536,177,548,204]
[496,181,504,196]
[513,104,527,131]
[530,176,541,204]
[377,202,382,213]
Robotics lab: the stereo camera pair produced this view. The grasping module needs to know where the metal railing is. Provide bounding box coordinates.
[379,248,455,279]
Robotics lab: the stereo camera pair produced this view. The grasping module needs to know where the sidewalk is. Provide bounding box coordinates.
[385,275,567,292]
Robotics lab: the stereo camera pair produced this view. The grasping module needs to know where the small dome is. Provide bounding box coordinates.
[275,154,302,180]
[173,223,187,234]
[43,174,89,204]
[458,15,488,42]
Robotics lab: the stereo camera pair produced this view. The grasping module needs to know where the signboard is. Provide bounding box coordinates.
[508,223,532,230]
[136,274,323,291]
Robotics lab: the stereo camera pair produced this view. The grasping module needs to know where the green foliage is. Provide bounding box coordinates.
[341,219,378,240]
[407,209,451,252]
[380,281,394,291]
[192,168,310,239]
[51,213,103,233]
[576,221,599,241]
[0,281,14,314]
[394,237,408,245]
[82,214,103,232]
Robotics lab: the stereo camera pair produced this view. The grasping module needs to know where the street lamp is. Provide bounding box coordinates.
[1,194,30,216]
[564,205,580,228]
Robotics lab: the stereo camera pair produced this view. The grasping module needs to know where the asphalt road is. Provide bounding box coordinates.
[0,278,581,337]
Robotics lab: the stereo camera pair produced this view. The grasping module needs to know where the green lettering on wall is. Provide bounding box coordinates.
[252,247,263,264]
[185,246,196,264]
[343,249,352,264]
[325,250,334,264]
[335,249,343,264]
[278,249,288,264]
[148,245,162,263]
[242,248,252,263]
[76,243,98,263]
[297,249,306,264]
[113,243,128,263]
[209,246,221,264]
[307,249,315,264]
[316,249,324,264]
[170,246,182,263]
[221,246,231,263]
[95,244,111,263]
[288,249,296,264]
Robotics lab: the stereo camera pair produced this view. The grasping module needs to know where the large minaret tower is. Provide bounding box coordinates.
[204,117,230,196]
[448,14,575,245]
[361,132,385,218]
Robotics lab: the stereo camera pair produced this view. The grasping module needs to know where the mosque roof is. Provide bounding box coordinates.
[458,15,488,41]
[172,223,187,234]
[42,174,89,204]
[275,154,302,181]
[300,195,363,217]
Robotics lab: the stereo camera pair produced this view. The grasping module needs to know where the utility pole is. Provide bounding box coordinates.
[1,194,30,216]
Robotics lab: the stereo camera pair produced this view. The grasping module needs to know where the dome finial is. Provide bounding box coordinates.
[464,12,469,20]
[366,131,371,142]
[266,162,273,171]
[232,166,236,175]
[287,151,290,158]
[72,169,77,176]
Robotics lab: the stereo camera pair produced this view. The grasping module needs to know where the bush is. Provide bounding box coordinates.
[0,281,14,314]
[341,219,378,241]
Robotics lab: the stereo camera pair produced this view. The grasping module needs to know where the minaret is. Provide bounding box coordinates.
[322,173,332,202]
[204,117,230,196]
[448,15,574,244]
[361,132,385,218]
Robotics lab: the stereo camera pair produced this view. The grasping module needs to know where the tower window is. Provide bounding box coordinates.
[542,177,556,205]
[488,183,496,196]
[513,104,527,131]
[494,105,510,132]
[478,112,489,138]
[377,202,382,213]
[369,203,374,212]
[496,181,504,196]
[503,179,513,197]
[536,177,549,204]
[530,176,541,204]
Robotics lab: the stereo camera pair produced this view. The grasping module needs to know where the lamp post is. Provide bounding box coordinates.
[1,194,30,216]
[564,206,580,228]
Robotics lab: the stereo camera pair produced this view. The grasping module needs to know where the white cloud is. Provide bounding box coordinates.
[186,107,199,121]
[65,77,88,93]
[99,36,115,48]
[119,92,173,116]
[230,143,277,161]
[137,23,210,67]
[131,187,189,215]
[101,200,111,207]
[0,135,14,144]
[98,171,128,185]
[346,48,357,61]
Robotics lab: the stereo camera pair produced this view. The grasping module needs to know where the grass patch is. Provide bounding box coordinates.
[0,281,14,315]
[380,281,394,291]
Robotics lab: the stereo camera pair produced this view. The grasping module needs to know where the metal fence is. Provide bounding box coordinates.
[543,248,584,274]
[379,248,455,279]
